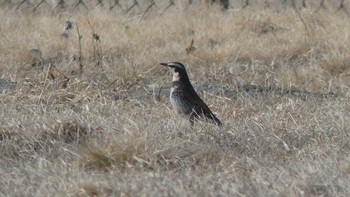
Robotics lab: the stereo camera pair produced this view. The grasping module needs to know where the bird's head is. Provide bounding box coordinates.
[160,62,189,82]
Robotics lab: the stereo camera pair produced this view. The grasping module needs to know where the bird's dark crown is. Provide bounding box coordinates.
[162,62,187,73]
[161,62,191,82]
[160,62,190,83]
[166,62,185,70]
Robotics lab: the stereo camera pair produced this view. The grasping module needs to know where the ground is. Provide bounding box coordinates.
[0,0,350,196]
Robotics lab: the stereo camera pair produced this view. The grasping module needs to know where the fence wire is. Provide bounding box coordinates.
[0,0,349,15]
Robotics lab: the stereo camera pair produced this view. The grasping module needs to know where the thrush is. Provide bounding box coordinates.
[160,62,222,126]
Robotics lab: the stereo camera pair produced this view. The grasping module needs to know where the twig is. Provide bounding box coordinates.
[52,65,69,81]
[45,63,54,82]
[88,21,101,65]
[291,0,309,44]
[76,22,83,76]
[153,86,163,102]
[88,21,97,60]
[62,21,73,56]
[106,79,118,89]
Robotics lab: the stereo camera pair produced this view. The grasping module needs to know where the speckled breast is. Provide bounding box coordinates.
[170,87,193,115]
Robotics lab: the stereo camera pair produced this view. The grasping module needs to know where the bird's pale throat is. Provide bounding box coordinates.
[172,72,180,81]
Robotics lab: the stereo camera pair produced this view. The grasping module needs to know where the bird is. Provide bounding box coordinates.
[160,62,222,126]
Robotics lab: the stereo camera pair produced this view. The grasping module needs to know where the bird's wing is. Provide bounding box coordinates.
[183,86,222,126]
[183,87,211,112]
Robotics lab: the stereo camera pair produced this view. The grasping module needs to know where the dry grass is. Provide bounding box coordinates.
[1,2,350,196]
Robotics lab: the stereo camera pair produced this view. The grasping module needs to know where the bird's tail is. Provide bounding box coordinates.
[190,110,222,126]
[209,112,222,126]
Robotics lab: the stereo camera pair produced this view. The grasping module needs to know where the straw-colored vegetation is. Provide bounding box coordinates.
[1,1,350,196]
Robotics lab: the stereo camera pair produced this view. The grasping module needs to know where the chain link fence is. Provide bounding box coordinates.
[0,0,349,15]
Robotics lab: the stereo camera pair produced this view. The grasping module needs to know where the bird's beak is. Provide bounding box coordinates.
[160,63,168,67]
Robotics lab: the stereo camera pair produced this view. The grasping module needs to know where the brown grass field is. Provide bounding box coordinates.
[1,1,350,196]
